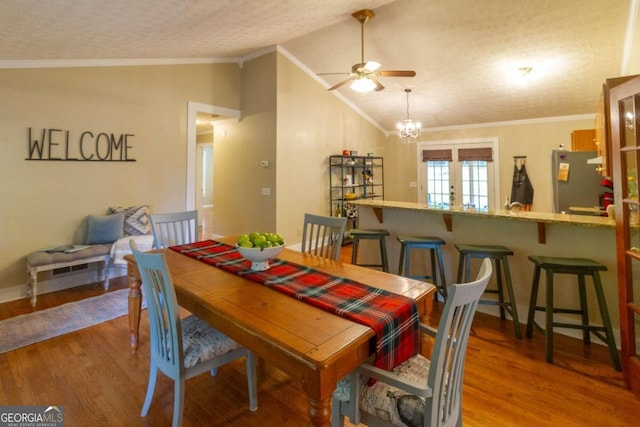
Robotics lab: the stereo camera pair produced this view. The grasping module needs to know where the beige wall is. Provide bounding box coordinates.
[385,118,597,212]
[0,63,240,292]
[275,52,387,243]
[211,53,278,236]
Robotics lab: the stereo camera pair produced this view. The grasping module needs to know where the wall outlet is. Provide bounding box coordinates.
[261,160,269,168]
[261,187,271,196]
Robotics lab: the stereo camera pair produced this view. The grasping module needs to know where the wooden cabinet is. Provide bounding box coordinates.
[595,76,638,176]
[571,129,596,151]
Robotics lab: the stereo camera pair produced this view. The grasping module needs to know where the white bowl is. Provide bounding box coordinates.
[236,244,285,271]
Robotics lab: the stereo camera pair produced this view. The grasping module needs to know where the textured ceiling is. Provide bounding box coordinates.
[0,0,634,131]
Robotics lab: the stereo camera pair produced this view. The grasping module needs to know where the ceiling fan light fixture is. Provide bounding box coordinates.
[363,61,381,72]
[396,89,421,143]
[322,9,416,93]
[350,77,376,93]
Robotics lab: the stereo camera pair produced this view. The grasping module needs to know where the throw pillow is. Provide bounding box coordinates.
[86,213,125,244]
[109,205,150,235]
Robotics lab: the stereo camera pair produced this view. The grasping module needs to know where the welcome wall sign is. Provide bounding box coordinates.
[25,127,136,161]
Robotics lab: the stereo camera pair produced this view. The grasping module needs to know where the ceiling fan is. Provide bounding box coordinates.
[320,9,416,93]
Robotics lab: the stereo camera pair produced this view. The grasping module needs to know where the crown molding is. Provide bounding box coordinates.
[0,57,241,69]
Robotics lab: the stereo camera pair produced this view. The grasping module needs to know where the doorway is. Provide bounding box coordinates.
[195,125,213,236]
[186,101,240,235]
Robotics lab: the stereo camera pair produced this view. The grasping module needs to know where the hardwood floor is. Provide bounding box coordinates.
[0,246,638,426]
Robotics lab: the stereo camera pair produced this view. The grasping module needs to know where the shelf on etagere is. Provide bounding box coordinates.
[329,154,384,233]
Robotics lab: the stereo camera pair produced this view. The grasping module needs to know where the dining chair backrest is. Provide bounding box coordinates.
[301,213,347,261]
[149,210,199,249]
[425,257,491,426]
[130,242,184,376]
[332,257,492,427]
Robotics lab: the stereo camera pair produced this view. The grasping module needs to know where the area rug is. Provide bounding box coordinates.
[0,288,144,354]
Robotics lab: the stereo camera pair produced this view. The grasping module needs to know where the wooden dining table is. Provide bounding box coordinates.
[125,236,435,427]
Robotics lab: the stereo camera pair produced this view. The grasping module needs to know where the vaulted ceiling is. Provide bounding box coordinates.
[1,0,636,131]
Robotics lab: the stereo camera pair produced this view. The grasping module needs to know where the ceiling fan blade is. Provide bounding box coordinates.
[328,78,355,91]
[376,70,417,77]
[370,77,385,91]
[318,72,352,76]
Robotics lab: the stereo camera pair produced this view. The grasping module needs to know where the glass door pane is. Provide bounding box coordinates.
[426,160,451,208]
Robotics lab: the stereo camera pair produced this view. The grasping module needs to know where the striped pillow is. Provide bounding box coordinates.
[109,205,150,236]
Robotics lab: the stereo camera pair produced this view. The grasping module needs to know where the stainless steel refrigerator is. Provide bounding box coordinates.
[551,150,602,213]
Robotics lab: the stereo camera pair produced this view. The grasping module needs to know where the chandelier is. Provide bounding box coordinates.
[396,89,421,143]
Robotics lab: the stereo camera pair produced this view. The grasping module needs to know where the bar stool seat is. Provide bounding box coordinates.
[525,255,621,371]
[350,229,389,272]
[397,236,447,299]
[456,244,521,338]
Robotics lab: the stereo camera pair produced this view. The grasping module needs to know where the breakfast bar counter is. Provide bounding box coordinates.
[353,199,614,244]
[350,199,621,339]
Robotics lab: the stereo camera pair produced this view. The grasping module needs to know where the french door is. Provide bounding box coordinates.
[417,139,499,211]
[610,74,640,398]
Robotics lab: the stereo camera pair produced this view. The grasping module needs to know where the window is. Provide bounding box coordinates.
[417,139,500,211]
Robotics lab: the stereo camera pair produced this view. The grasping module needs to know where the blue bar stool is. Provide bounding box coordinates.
[350,229,390,272]
[456,243,522,338]
[525,256,621,370]
[397,236,447,299]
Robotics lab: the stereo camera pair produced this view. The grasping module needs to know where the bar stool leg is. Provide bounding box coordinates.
[545,268,554,364]
[494,258,506,319]
[379,237,389,272]
[592,272,622,371]
[526,265,541,338]
[398,244,406,275]
[429,250,437,287]
[577,274,590,344]
[435,246,447,298]
[456,253,465,284]
[351,237,360,265]
[502,257,522,338]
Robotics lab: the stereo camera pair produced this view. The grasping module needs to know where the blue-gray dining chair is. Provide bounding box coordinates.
[149,210,199,249]
[130,241,257,427]
[332,258,492,427]
[301,213,347,261]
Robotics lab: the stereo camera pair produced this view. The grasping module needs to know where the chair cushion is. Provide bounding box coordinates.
[86,213,125,244]
[109,205,151,236]
[334,353,430,427]
[181,315,242,369]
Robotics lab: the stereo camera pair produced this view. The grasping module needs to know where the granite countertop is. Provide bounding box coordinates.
[352,199,615,229]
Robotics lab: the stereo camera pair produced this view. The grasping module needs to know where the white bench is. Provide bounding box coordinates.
[26,235,154,306]
[26,244,112,306]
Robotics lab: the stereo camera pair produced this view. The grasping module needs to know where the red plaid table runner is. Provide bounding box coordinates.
[170,240,420,372]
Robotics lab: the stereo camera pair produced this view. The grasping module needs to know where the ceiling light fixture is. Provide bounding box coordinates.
[519,66,533,75]
[350,76,377,93]
[396,89,421,143]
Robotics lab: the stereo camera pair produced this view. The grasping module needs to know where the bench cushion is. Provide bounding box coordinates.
[27,244,111,267]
